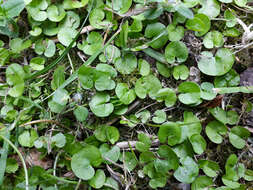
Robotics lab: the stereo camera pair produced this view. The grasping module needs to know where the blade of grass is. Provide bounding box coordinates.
[142,48,167,64]
[19,96,44,110]
[0,131,10,185]
[0,134,29,190]
[213,86,253,94]
[26,1,94,81]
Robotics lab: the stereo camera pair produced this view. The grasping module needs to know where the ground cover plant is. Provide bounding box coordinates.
[0,0,253,189]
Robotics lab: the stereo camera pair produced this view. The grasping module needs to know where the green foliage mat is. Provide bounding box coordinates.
[0,0,253,189]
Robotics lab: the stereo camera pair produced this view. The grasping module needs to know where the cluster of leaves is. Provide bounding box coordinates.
[0,0,253,189]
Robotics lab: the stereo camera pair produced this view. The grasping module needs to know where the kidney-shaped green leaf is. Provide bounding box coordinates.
[198,48,234,76]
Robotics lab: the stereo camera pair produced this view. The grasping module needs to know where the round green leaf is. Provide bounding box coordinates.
[122,152,138,171]
[103,45,121,63]
[198,160,220,177]
[191,176,213,190]
[44,40,56,57]
[205,120,227,144]
[6,158,19,174]
[77,32,103,55]
[198,48,234,76]
[152,110,166,124]
[173,64,189,80]
[89,93,114,117]
[57,27,78,46]
[63,0,88,9]
[59,11,80,29]
[189,134,206,154]
[198,0,220,18]
[157,145,179,170]
[158,122,182,146]
[89,8,110,29]
[174,156,199,184]
[234,0,247,7]
[135,74,162,99]
[30,57,45,71]
[88,169,106,189]
[167,24,184,41]
[214,69,240,87]
[178,82,201,105]
[71,156,95,180]
[116,83,136,105]
[224,10,237,27]
[155,88,177,107]
[47,4,66,22]
[229,126,250,149]
[200,82,217,100]
[115,53,137,74]
[138,59,150,76]
[74,106,88,122]
[209,107,227,124]
[156,62,171,78]
[203,31,224,49]
[149,177,167,189]
[165,41,188,64]
[186,13,211,36]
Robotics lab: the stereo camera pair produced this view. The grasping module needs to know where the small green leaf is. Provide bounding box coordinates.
[186,13,210,36]
[51,66,65,90]
[198,0,220,18]
[63,0,89,9]
[165,41,188,64]
[198,160,220,177]
[157,145,179,170]
[174,156,199,184]
[158,122,182,146]
[214,69,240,88]
[135,74,162,99]
[200,82,217,100]
[191,176,213,190]
[5,158,18,174]
[167,24,184,41]
[205,120,227,144]
[178,82,201,105]
[30,57,45,71]
[152,110,166,124]
[122,152,138,171]
[58,27,78,46]
[229,126,250,149]
[224,10,237,27]
[116,83,136,105]
[198,48,234,76]
[89,93,114,117]
[203,31,224,49]
[88,169,106,189]
[47,4,66,22]
[115,53,137,74]
[149,177,167,189]
[138,59,150,76]
[173,64,189,80]
[52,88,69,106]
[155,88,177,107]
[52,133,66,148]
[156,62,171,78]
[189,134,206,154]
[74,106,88,122]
